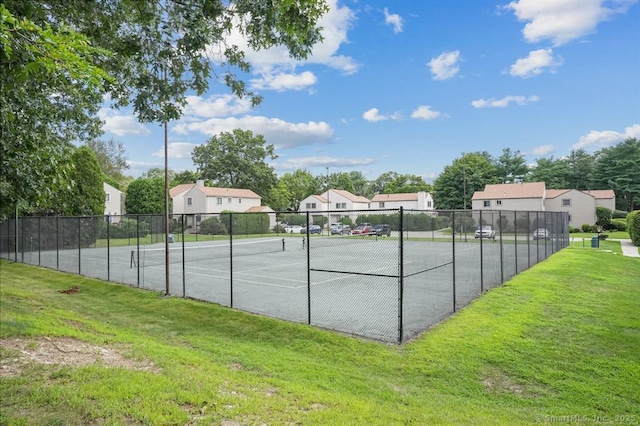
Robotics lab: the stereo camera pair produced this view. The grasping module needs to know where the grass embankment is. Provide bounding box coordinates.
[1,248,639,425]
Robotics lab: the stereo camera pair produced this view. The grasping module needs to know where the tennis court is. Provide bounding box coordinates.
[1,209,568,343]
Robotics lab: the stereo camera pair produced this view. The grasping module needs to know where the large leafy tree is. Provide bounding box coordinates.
[125,178,165,215]
[348,171,371,197]
[494,148,528,183]
[433,152,497,209]
[85,138,129,183]
[192,129,277,198]
[591,138,640,211]
[279,170,319,211]
[63,147,106,216]
[170,170,200,187]
[0,5,111,218]
[2,0,327,218]
[370,172,432,195]
[525,157,570,188]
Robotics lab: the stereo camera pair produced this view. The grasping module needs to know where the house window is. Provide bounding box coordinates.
[496,200,502,206]
[239,198,242,204]
[379,202,385,208]
[306,202,316,209]
[483,201,491,208]
[228,198,232,204]
[217,197,222,205]
[562,198,571,207]
[427,201,432,208]
[187,197,193,206]
[105,193,111,202]
[336,203,346,209]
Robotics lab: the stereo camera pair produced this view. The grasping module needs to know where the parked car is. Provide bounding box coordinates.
[283,225,303,234]
[352,224,375,235]
[301,225,322,234]
[474,226,496,239]
[331,224,351,235]
[372,224,391,237]
[532,228,550,240]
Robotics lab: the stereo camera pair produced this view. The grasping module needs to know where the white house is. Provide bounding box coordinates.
[104,182,123,223]
[472,182,616,228]
[299,189,371,224]
[170,180,266,230]
[370,191,434,211]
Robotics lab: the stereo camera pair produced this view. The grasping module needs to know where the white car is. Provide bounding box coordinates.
[283,225,303,234]
[532,228,550,240]
[474,226,496,239]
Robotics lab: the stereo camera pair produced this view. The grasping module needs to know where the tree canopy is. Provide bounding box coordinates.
[433,152,497,209]
[591,138,640,211]
[125,178,165,215]
[192,129,277,198]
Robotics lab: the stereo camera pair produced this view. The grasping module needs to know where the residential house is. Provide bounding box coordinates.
[370,191,434,211]
[472,182,615,229]
[299,189,371,225]
[170,180,270,231]
[104,182,123,223]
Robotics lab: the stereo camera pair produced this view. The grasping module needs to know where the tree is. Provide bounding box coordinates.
[65,147,107,216]
[125,178,165,214]
[264,181,291,212]
[433,152,497,209]
[170,170,200,187]
[278,170,319,211]
[526,157,570,188]
[348,171,371,197]
[591,138,640,211]
[494,148,528,183]
[85,138,129,183]
[566,149,594,190]
[143,167,176,182]
[192,129,277,198]
[0,5,111,219]
[2,0,327,218]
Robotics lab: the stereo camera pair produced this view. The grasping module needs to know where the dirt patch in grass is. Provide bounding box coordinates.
[0,336,161,377]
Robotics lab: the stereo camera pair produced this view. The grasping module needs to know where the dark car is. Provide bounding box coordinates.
[301,225,322,234]
[372,224,391,236]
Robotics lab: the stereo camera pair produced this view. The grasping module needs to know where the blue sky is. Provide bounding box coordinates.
[98,0,640,182]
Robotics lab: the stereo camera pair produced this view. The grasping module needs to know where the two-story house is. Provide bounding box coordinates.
[104,182,123,223]
[370,191,434,211]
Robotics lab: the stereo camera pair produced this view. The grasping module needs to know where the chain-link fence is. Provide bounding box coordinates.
[0,208,568,343]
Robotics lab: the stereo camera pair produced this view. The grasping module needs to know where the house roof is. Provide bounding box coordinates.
[308,195,328,203]
[472,182,546,200]
[245,205,273,213]
[584,189,615,199]
[329,189,370,203]
[171,183,261,199]
[545,189,571,199]
[371,193,421,202]
[170,183,194,198]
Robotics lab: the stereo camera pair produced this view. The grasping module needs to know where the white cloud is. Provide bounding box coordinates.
[362,108,402,122]
[428,50,461,80]
[174,115,334,150]
[183,95,252,118]
[211,0,359,80]
[471,95,540,108]
[273,156,376,170]
[250,71,318,91]
[151,142,198,159]
[411,105,442,120]
[384,8,403,34]
[98,108,151,137]
[573,124,640,150]
[530,144,555,156]
[505,0,637,46]
[510,49,562,77]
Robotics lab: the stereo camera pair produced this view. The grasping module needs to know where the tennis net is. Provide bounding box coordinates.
[130,238,285,268]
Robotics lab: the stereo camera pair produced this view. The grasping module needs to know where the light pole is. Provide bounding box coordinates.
[326,167,330,235]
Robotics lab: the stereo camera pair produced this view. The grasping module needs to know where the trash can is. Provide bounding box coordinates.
[168,234,174,243]
[591,236,599,248]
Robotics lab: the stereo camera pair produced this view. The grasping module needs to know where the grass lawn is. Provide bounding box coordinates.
[1,248,639,425]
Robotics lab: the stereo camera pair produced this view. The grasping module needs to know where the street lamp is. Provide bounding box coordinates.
[326,167,330,235]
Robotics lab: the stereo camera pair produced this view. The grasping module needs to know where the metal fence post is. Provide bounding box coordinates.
[479,210,484,293]
[77,217,81,275]
[136,215,140,288]
[452,211,456,313]
[306,211,311,325]
[182,214,186,298]
[499,212,504,284]
[398,207,404,344]
[229,212,234,308]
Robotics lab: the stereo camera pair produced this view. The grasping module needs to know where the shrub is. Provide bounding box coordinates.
[610,218,628,231]
[596,207,612,227]
[199,216,227,235]
[627,210,640,246]
[279,214,306,226]
[273,224,286,233]
[100,218,150,239]
[219,212,270,235]
[613,209,629,219]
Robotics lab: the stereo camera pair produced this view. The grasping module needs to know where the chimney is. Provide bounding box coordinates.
[196,179,205,187]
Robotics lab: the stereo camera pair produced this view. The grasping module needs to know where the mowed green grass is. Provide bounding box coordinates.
[1,247,639,425]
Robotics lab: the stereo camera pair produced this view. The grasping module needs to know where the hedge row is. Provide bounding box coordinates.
[627,210,640,246]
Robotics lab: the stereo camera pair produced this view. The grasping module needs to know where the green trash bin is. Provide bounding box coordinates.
[591,236,599,248]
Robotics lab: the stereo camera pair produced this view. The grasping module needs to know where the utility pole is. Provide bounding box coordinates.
[326,167,330,235]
